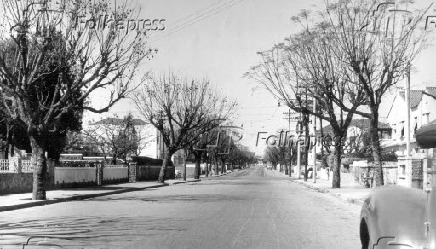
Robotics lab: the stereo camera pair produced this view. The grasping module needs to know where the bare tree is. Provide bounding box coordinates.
[229,145,256,170]
[213,128,234,175]
[246,25,365,187]
[263,147,280,170]
[0,0,153,199]
[80,114,149,163]
[185,128,220,179]
[246,0,430,187]
[133,72,237,183]
[320,0,431,186]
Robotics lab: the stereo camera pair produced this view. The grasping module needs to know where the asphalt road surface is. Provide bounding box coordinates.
[0,165,361,248]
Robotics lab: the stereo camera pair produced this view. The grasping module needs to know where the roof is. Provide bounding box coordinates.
[93,117,147,126]
[399,90,423,108]
[316,119,391,135]
[426,87,436,98]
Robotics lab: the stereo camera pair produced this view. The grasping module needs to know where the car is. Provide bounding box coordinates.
[359,121,436,248]
[359,186,431,248]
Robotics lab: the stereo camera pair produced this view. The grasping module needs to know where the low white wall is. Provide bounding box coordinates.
[319,168,329,180]
[55,167,96,184]
[103,167,128,180]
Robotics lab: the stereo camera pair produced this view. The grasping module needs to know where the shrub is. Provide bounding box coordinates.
[130,156,165,166]
[59,160,101,167]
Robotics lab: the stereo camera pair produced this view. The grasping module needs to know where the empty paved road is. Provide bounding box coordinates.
[0,165,361,248]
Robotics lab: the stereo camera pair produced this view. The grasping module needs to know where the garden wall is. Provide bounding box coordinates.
[54,167,97,188]
[0,173,33,195]
[136,165,175,181]
[103,167,128,184]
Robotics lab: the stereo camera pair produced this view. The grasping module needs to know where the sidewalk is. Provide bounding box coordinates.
[0,178,201,212]
[269,169,372,206]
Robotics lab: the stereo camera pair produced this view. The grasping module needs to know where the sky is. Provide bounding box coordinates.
[88,0,436,156]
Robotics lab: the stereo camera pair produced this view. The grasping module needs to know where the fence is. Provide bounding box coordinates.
[350,161,398,186]
[1,157,174,194]
[0,159,8,172]
[0,158,32,173]
[54,162,128,187]
[0,157,130,192]
[22,160,32,172]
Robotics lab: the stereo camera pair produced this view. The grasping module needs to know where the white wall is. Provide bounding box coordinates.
[55,167,96,184]
[103,167,128,180]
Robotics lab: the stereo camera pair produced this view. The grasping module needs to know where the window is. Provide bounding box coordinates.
[400,121,405,138]
[399,164,406,179]
[423,113,430,125]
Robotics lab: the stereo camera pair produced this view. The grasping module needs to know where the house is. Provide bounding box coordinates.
[316,119,391,154]
[384,87,436,158]
[155,130,186,167]
[82,116,157,159]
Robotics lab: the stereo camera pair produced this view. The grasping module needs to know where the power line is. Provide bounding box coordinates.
[238,105,279,110]
[150,0,240,42]
[149,0,247,43]
[161,0,227,28]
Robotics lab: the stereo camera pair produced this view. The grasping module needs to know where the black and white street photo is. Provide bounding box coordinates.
[0,0,436,248]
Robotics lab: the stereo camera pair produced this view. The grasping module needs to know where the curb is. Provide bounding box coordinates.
[168,179,201,185]
[289,178,365,206]
[0,180,203,212]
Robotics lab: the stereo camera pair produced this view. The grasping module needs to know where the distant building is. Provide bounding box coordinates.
[85,116,157,159]
[316,119,391,154]
[155,131,185,167]
[384,87,436,158]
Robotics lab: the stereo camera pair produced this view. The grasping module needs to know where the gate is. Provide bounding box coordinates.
[424,159,436,189]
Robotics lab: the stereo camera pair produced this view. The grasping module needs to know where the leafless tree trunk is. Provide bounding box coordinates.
[30,137,47,200]
[193,151,202,180]
[205,154,209,177]
[0,0,152,199]
[159,151,174,183]
[332,144,342,189]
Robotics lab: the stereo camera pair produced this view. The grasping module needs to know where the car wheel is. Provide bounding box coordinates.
[360,218,370,249]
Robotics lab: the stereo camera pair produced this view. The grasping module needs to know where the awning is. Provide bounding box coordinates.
[416,119,436,148]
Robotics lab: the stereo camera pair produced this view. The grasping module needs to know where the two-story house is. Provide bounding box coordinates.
[385,87,436,158]
[317,119,391,155]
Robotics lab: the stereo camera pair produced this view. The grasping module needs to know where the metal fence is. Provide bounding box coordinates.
[22,160,32,172]
[0,159,32,173]
[0,158,125,173]
[0,159,8,173]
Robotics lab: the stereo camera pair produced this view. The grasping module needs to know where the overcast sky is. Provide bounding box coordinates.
[92,0,436,155]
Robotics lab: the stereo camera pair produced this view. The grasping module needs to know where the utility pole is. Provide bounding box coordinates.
[303,86,309,182]
[406,61,411,187]
[312,97,317,183]
[284,109,295,176]
[296,119,302,179]
[283,109,293,131]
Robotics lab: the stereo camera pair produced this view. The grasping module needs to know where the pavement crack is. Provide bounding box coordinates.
[231,198,255,248]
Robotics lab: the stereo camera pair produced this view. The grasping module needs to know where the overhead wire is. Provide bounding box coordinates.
[149,0,241,42]
[149,0,248,43]
[160,0,227,28]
